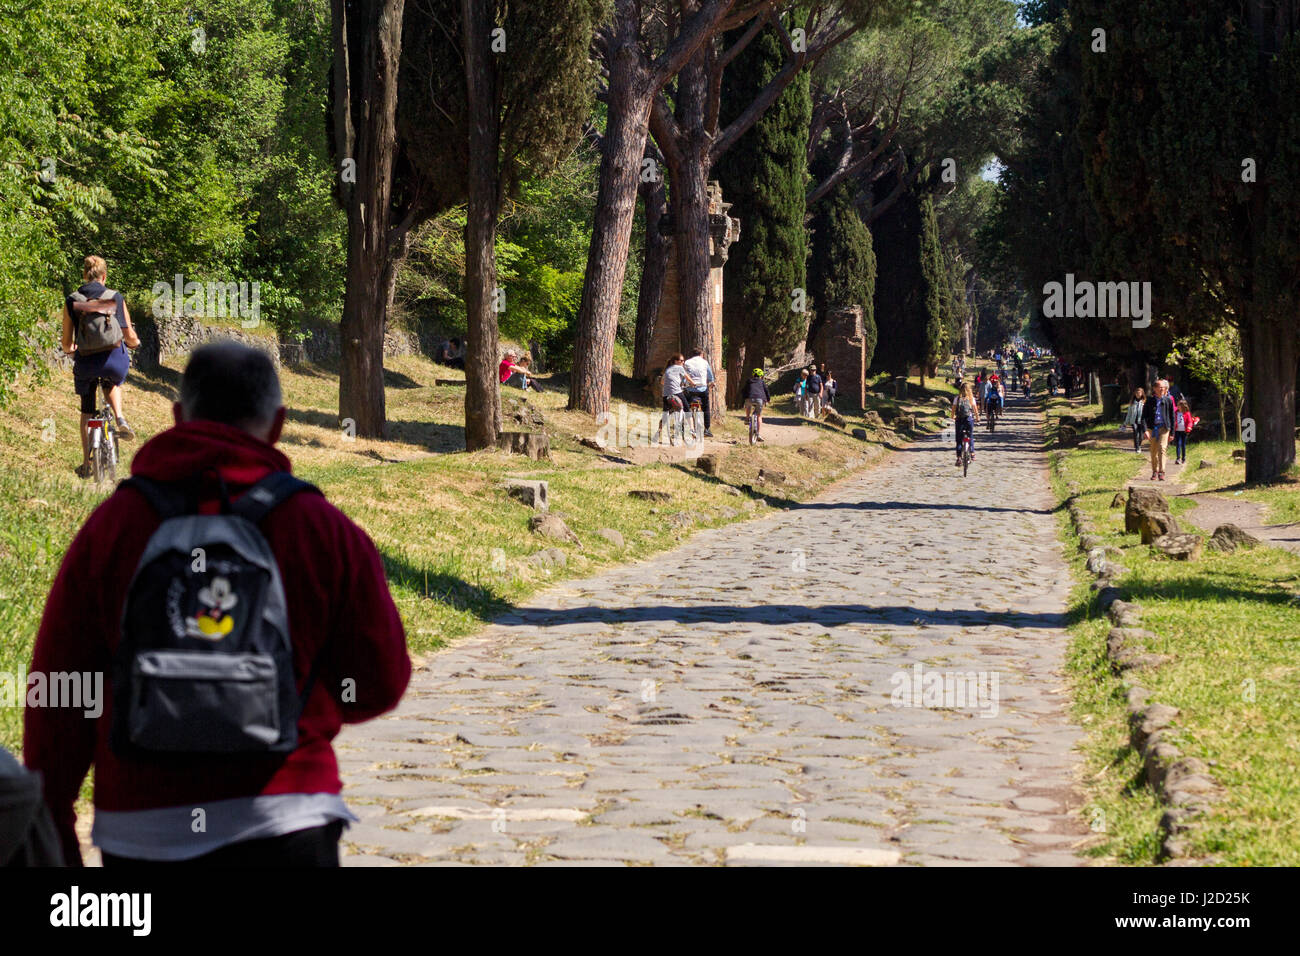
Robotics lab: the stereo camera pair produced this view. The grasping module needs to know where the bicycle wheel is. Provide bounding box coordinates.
[962,448,969,477]
[91,426,114,487]
[748,411,756,445]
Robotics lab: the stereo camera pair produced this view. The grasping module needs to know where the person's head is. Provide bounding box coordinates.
[800,369,809,378]
[670,353,684,365]
[451,337,460,348]
[519,356,531,368]
[1134,387,1145,400]
[960,383,974,401]
[1178,398,1190,412]
[752,367,764,380]
[504,351,515,362]
[1155,379,1169,396]
[693,346,705,358]
[82,255,107,284]
[175,342,286,444]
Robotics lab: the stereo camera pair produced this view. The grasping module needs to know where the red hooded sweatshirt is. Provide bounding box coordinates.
[23,420,411,865]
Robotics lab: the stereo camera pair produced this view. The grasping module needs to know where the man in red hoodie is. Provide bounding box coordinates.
[24,342,410,865]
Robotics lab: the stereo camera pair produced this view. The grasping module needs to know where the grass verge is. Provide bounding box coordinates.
[1046,397,1300,865]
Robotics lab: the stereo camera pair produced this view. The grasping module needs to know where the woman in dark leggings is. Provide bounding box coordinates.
[1123,388,1147,453]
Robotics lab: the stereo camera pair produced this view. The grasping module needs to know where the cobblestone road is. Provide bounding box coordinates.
[337,396,1087,866]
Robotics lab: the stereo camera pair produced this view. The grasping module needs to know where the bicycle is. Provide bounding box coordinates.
[986,399,1000,433]
[86,393,121,488]
[959,434,973,477]
[686,395,705,447]
[747,402,763,445]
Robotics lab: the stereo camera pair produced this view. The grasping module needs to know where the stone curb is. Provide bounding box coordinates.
[1054,451,1220,862]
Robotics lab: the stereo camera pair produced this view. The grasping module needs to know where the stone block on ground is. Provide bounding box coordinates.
[503,479,548,511]
[526,548,567,569]
[595,528,625,549]
[696,454,723,476]
[1151,532,1203,561]
[529,513,580,545]
[1207,523,1259,552]
[1125,486,1172,534]
[496,431,550,460]
[1139,511,1180,544]
[757,469,786,485]
[1198,459,1214,470]
[630,489,672,502]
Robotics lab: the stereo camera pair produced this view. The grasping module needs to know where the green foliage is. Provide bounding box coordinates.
[0,0,346,404]
[919,194,947,366]
[397,146,601,357]
[718,21,812,363]
[808,170,878,365]
[871,182,927,375]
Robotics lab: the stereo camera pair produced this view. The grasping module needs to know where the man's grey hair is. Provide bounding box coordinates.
[179,341,283,430]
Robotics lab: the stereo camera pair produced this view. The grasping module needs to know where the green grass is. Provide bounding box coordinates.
[1048,416,1300,865]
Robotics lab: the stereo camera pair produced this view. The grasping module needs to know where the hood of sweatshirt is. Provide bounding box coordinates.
[130,420,292,488]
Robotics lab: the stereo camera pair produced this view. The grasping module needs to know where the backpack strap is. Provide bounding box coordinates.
[231,471,321,524]
[120,476,193,520]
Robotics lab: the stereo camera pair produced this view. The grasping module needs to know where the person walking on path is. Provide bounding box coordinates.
[1173,398,1196,465]
[807,367,824,419]
[682,348,716,438]
[795,369,810,418]
[1142,379,1176,480]
[24,343,411,866]
[656,353,694,445]
[1124,388,1147,454]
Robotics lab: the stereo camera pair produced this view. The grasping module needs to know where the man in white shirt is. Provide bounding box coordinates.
[682,348,715,437]
[656,353,695,446]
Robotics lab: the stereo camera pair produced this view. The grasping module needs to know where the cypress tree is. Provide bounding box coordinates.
[717,22,811,404]
[808,167,878,367]
[870,177,927,378]
[919,195,946,379]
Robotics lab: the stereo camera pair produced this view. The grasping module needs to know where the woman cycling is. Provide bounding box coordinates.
[63,255,139,477]
[952,382,980,464]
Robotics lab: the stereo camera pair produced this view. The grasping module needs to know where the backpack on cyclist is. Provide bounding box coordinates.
[110,471,322,758]
[69,290,124,355]
[956,397,974,422]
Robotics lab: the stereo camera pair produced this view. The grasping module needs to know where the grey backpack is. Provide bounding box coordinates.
[111,472,322,757]
[69,290,124,355]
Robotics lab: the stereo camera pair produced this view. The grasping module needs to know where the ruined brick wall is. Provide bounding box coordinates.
[811,305,866,410]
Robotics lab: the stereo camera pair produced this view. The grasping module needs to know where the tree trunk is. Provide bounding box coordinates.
[672,156,715,397]
[569,6,653,415]
[725,337,746,409]
[333,0,405,439]
[633,173,668,380]
[462,0,501,450]
[1241,311,1298,482]
[1218,390,1227,441]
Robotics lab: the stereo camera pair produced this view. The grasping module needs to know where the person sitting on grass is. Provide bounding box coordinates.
[499,352,530,389]
[517,356,543,393]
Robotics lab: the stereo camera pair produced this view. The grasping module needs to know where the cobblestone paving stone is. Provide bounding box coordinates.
[338,397,1088,866]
